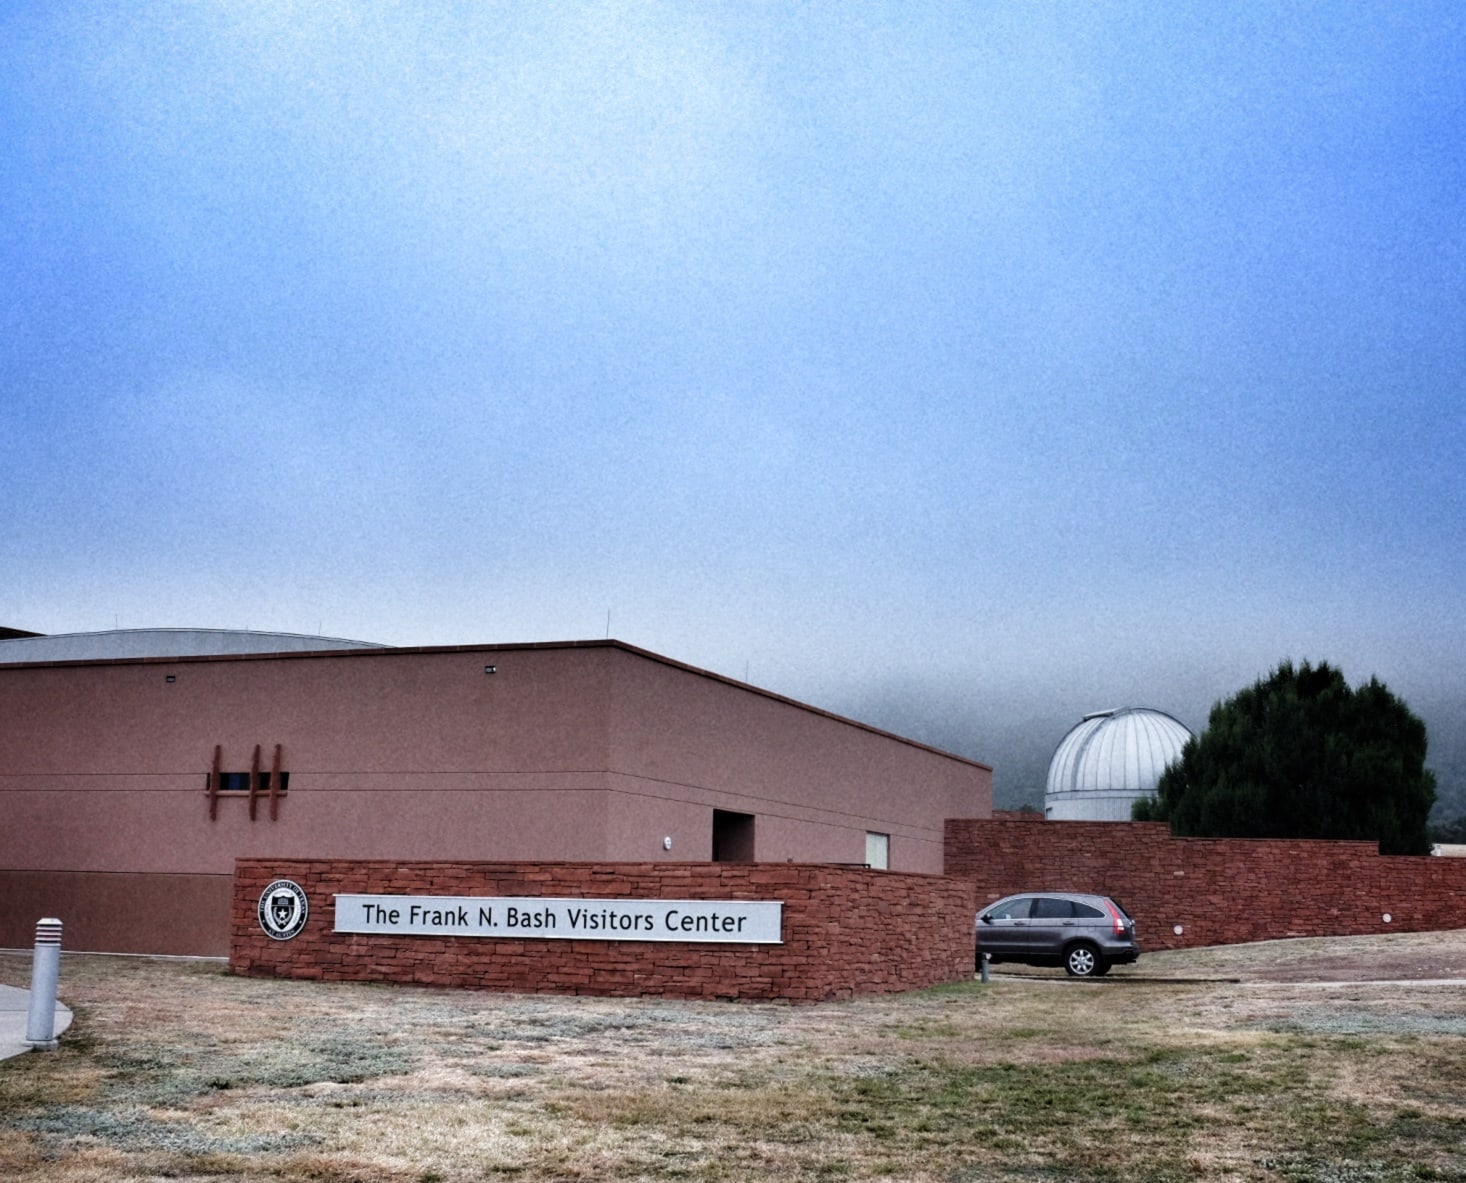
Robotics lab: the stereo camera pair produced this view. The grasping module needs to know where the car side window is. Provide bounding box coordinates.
[1071,902,1104,919]
[1032,897,1075,919]
[986,897,1033,921]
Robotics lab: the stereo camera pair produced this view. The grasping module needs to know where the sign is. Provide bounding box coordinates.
[333,894,783,944]
[258,880,309,940]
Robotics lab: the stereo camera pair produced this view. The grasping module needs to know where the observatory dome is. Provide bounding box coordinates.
[0,629,387,663]
[1044,707,1193,821]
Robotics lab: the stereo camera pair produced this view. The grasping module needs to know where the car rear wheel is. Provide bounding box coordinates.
[1064,942,1102,977]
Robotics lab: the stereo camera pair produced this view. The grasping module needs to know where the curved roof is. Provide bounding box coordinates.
[0,629,388,663]
[1045,707,1193,814]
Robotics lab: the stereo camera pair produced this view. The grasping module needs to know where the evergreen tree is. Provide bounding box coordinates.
[1134,661,1436,855]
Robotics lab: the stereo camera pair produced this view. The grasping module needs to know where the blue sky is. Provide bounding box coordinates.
[3,2,1463,801]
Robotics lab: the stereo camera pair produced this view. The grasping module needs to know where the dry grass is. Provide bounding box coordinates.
[3,934,1466,1182]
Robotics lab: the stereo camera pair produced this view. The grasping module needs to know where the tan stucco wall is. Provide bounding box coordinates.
[0,643,612,777]
[1,640,991,953]
[1,870,233,956]
[603,646,990,872]
[0,646,618,877]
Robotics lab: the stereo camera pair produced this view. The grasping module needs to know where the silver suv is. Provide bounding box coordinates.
[976,892,1140,977]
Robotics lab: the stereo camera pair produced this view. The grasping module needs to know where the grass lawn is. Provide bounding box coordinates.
[3,932,1465,1182]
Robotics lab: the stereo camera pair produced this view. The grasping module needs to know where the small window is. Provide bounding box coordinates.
[986,897,1034,921]
[1072,901,1105,919]
[864,832,890,870]
[211,772,289,794]
[712,810,755,862]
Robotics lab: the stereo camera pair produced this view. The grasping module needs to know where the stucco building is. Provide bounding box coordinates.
[1,631,992,956]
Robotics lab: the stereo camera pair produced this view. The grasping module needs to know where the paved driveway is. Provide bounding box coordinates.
[0,983,74,1061]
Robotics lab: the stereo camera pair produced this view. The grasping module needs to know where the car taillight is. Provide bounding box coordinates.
[1104,899,1126,936]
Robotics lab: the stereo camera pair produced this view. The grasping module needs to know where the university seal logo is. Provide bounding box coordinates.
[257,880,309,941]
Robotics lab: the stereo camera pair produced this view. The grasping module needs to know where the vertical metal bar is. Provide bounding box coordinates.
[209,744,222,821]
[248,743,261,821]
[269,743,282,821]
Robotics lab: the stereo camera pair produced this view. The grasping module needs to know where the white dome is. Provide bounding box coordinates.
[1044,707,1193,821]
[0,629,387,663]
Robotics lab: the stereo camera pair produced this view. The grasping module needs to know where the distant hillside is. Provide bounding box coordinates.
[985,691,1465,822]
[1424,702,1466,823]
[837,681,1464,823]
[1372,689,1466,824]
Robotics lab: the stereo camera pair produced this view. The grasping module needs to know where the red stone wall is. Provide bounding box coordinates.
[231,860,977,1002]
[946,819,1466,951]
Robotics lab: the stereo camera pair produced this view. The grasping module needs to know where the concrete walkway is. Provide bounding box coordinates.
[0,984,73,1061]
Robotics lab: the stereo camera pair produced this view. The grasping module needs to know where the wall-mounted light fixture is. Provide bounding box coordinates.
[165,675,177,684]
[484,664,497,675]
[663,836,673,851]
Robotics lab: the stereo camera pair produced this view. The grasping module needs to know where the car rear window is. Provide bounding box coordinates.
[1071,901,1104,919]
[1032,897,1075,919]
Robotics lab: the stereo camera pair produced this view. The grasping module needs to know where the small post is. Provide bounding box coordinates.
[25,918,63,1050]
[979,952,990,984]
[208,744,222,820]
[248,743,261,821]
[269,743,283,821]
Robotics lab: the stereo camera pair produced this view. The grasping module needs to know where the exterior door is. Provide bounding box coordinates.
[979,895,1039,956]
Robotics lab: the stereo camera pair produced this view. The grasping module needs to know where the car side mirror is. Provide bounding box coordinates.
[979,914,993,925]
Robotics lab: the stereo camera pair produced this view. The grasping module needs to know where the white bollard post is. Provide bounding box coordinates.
[25,918,62,1050]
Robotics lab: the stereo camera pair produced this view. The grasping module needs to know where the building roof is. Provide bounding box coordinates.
[0,628,388,663]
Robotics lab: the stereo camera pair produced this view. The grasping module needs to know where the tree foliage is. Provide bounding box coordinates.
[1133,661,1436,855]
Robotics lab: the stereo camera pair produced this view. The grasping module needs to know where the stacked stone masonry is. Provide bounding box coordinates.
[945,819,1466,950]
[232,860,977,1002]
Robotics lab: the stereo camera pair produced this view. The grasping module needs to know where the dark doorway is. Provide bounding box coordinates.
[712,810,755,862]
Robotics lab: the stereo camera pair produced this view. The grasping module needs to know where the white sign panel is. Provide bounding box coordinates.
[333,894,783,944]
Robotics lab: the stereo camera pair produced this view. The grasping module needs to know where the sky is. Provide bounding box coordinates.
[3,2,1464,805]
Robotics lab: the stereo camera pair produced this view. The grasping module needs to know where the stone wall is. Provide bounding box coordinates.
[231,859,976,1002]
[946,819,1466,950]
